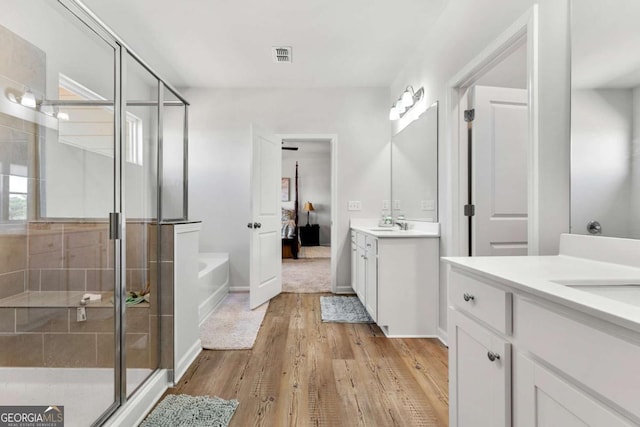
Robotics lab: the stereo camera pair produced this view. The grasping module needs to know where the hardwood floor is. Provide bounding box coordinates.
[166,293,449,426]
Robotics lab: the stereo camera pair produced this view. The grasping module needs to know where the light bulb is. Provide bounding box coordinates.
[401,89,414,108]
[389,106,400,121]
[20,89,36,108]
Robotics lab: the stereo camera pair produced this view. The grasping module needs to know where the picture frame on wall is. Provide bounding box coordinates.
[281,178,290,201]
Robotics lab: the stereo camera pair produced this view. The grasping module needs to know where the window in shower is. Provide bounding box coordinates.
[58,73,143,165]
[8,167,28,220]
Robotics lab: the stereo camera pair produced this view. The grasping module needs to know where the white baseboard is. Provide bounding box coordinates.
[335,285,354,294]
[198,282,229,325]
[174,339,202,385]
[229,286,249,293]
[104,369,170,427]
[437,327,449,347]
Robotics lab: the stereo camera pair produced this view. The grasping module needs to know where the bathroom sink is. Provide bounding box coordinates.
[552,279,640,307]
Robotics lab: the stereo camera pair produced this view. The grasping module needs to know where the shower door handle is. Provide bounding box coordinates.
[109,212,121,240]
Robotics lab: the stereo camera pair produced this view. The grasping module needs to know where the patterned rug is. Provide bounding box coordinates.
[140,394,238,427]
[320,296,373,323]
[200,293,268,350]
[282,258,331,293]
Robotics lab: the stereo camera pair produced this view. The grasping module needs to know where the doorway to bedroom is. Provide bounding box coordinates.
[281,137,333,293]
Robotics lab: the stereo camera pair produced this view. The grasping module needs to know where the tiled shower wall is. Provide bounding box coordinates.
[0,221,175,369]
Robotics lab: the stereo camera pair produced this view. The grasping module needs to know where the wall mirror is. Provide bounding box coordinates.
[391,101,438,221]
[571,0,640,238]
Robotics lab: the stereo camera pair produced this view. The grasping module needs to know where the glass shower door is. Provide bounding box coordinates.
[0,1,120,425]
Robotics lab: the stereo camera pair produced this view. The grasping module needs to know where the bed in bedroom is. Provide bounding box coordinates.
[282,161,300,259]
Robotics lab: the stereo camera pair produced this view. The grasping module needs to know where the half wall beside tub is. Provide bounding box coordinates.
[171,222,202,384]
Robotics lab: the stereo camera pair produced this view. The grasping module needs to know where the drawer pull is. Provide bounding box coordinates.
[463,293,475,302]
[487,351,500,362]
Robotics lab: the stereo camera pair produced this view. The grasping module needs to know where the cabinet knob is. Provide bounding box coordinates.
[487,351,500,362]
[247,223,253,228]
[463,293,475,302]
[254,222,262,229]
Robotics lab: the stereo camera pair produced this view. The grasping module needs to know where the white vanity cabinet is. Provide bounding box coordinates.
[352,231,377,321]
[447,262,640,427]
[448,272,512,427]
[351,227,439,337]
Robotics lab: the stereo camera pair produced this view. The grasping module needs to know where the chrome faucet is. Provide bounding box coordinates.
[394,215,409,230]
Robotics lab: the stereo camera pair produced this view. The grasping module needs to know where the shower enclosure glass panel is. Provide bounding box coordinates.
[124,53,160,398]
[0,1,119,425]
[162,87,187,221]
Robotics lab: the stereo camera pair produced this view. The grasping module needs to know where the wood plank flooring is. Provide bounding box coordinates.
[165,293,449,426]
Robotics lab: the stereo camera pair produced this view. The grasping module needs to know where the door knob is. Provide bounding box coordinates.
[247,223,253,229]
[254,222,262,229]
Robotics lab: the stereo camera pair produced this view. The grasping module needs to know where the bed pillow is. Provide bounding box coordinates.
[281,208,294,221]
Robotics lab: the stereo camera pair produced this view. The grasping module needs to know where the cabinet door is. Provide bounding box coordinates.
[515,353,635,427]
[364,238,377,321]
[356,244,366,303]
[450,309,511,427]
[351,236,357,291]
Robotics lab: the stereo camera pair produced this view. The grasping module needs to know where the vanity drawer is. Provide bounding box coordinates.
[449,269,512,335]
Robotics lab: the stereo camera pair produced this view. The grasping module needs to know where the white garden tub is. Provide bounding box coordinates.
[197,252,229,323]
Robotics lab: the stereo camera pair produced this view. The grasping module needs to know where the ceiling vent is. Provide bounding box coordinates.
[272,46,292,63]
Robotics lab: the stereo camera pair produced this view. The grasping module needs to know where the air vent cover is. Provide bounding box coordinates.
[272,46,292,63]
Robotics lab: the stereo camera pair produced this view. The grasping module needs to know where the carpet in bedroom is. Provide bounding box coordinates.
[282,257,331,293]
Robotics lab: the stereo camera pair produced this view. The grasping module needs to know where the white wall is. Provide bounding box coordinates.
[632,88,640,238]
[571,89,632,238]
[186,88,390,289]
[282,149,332,245]
[389,0,571,337]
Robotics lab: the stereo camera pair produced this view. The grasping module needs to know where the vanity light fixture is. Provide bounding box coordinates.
[6,89,70,120]
[389,85,424,121]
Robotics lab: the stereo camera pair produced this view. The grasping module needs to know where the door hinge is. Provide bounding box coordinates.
[464,204,475,217]
[109,212,121,240]
[464,109,475,122]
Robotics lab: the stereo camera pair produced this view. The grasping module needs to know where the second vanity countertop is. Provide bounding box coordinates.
[443,234,640,333]
[350,219,440,238]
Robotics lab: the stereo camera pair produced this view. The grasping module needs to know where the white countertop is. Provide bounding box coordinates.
[350,219,440,238]
[443,253,640,333]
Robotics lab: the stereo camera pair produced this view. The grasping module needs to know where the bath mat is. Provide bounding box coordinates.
[140,394,238,427]
[282,258,331,293]
[200,293,268,350]
[320,296,373,323]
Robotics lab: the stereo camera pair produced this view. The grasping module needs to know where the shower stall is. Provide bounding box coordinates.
[0,1,188,425]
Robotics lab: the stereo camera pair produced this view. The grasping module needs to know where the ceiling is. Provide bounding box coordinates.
[82,0,448,89]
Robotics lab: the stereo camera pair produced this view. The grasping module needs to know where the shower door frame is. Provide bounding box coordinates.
[55,1,191,425]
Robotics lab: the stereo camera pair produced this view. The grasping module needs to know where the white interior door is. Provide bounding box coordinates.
[471,85,528,256]
[249,124,282,309]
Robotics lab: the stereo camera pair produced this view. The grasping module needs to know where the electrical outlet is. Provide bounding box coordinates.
[421,200,435,211]
[347,201,362,211]
[382,200,390,210]
[77,306,87,322]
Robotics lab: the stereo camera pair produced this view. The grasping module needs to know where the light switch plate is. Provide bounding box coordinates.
[348,201,361,211]
[393,200,401,210]
[421,200,435,211]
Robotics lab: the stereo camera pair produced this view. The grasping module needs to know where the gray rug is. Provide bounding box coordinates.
[141,394,239,427]
[320,296,373,323]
